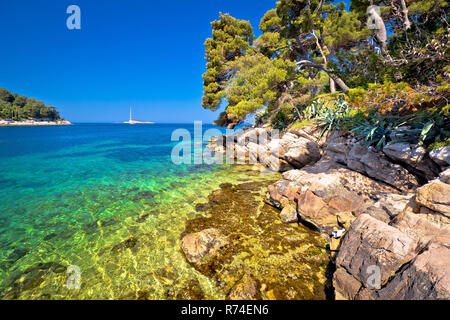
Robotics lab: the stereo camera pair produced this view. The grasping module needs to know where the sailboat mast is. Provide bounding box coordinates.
[129,107,132,122]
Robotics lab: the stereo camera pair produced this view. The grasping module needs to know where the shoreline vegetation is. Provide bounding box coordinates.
[0,88,68,125]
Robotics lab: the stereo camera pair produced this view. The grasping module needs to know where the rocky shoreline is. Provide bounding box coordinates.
[181,126,450,300]
[0,120,71,126]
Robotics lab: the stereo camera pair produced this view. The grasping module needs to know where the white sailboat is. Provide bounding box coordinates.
[124,107,154,124]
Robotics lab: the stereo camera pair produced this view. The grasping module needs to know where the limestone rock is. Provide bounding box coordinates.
[296,191,336,232]
[392,211,450,244]
[331,168,398,200]
[335,214,417,290]
[268,162,396,232]
[308,174,343,198]
[283,138,321,169]
[439,168,450,184]
[347,143,419,191]
[415,181,450,217]
[289,126,322,142]
[363,193,413,223]
[416,206,450,226]
[267,180,302,208]
[326,142,349,165]
[430,146,450,167]
[383,142,438,179]
[333,268,362,300]
[301,157,344,174]
[375,242,450,300]
[336,213,356,229]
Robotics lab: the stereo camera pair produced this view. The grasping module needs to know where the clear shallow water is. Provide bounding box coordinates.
[0,123,274,299]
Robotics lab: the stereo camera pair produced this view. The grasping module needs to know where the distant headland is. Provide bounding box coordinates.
[0,88,70,126]
[0,119,71,126]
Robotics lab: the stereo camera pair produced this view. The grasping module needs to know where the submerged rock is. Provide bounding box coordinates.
[182,180,329,300]
[1,262,66,299]
[4,247,29,269]
[119,290,149,300]
[166,279,205,300]
[228,274,261,300]
[136,213,150,223]
[279,202,298,223]
[112,237,138,252]
[43,233,58,241]
[181,228,229,269]
[99,218,117,227]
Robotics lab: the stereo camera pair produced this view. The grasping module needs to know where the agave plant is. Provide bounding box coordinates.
[302,99,325,120]
[316,99,350,137]
[393,114,450,146]
[351,115,408,149]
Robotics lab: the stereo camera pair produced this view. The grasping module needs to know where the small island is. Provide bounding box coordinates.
[0,88,71,126]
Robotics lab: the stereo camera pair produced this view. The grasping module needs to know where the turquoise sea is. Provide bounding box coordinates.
[0,123,272,299]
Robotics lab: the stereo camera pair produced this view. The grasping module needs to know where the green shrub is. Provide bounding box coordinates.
[428,138,450,151]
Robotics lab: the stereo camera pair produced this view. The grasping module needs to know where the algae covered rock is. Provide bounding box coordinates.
[228,274,261,300]
[279,202,298,223]
[181,228,229,267]
[182,180,330,300]
[166,279,205,300]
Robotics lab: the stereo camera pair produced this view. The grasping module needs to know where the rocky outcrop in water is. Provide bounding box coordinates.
[181,180,331,300]
[181,228,229,274]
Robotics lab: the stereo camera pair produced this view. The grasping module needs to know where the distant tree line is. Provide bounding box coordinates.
[0,88,62,121]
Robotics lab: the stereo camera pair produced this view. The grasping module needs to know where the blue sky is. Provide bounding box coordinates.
[0,0,350,123]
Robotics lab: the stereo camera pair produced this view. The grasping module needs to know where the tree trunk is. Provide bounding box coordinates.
[368,6,388,52]
[296,60,350,92]
[327,54,336,93]
[331,76,350,92]
[330,78,336,93]
[312,32,337,93]
[398,0,411,30]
